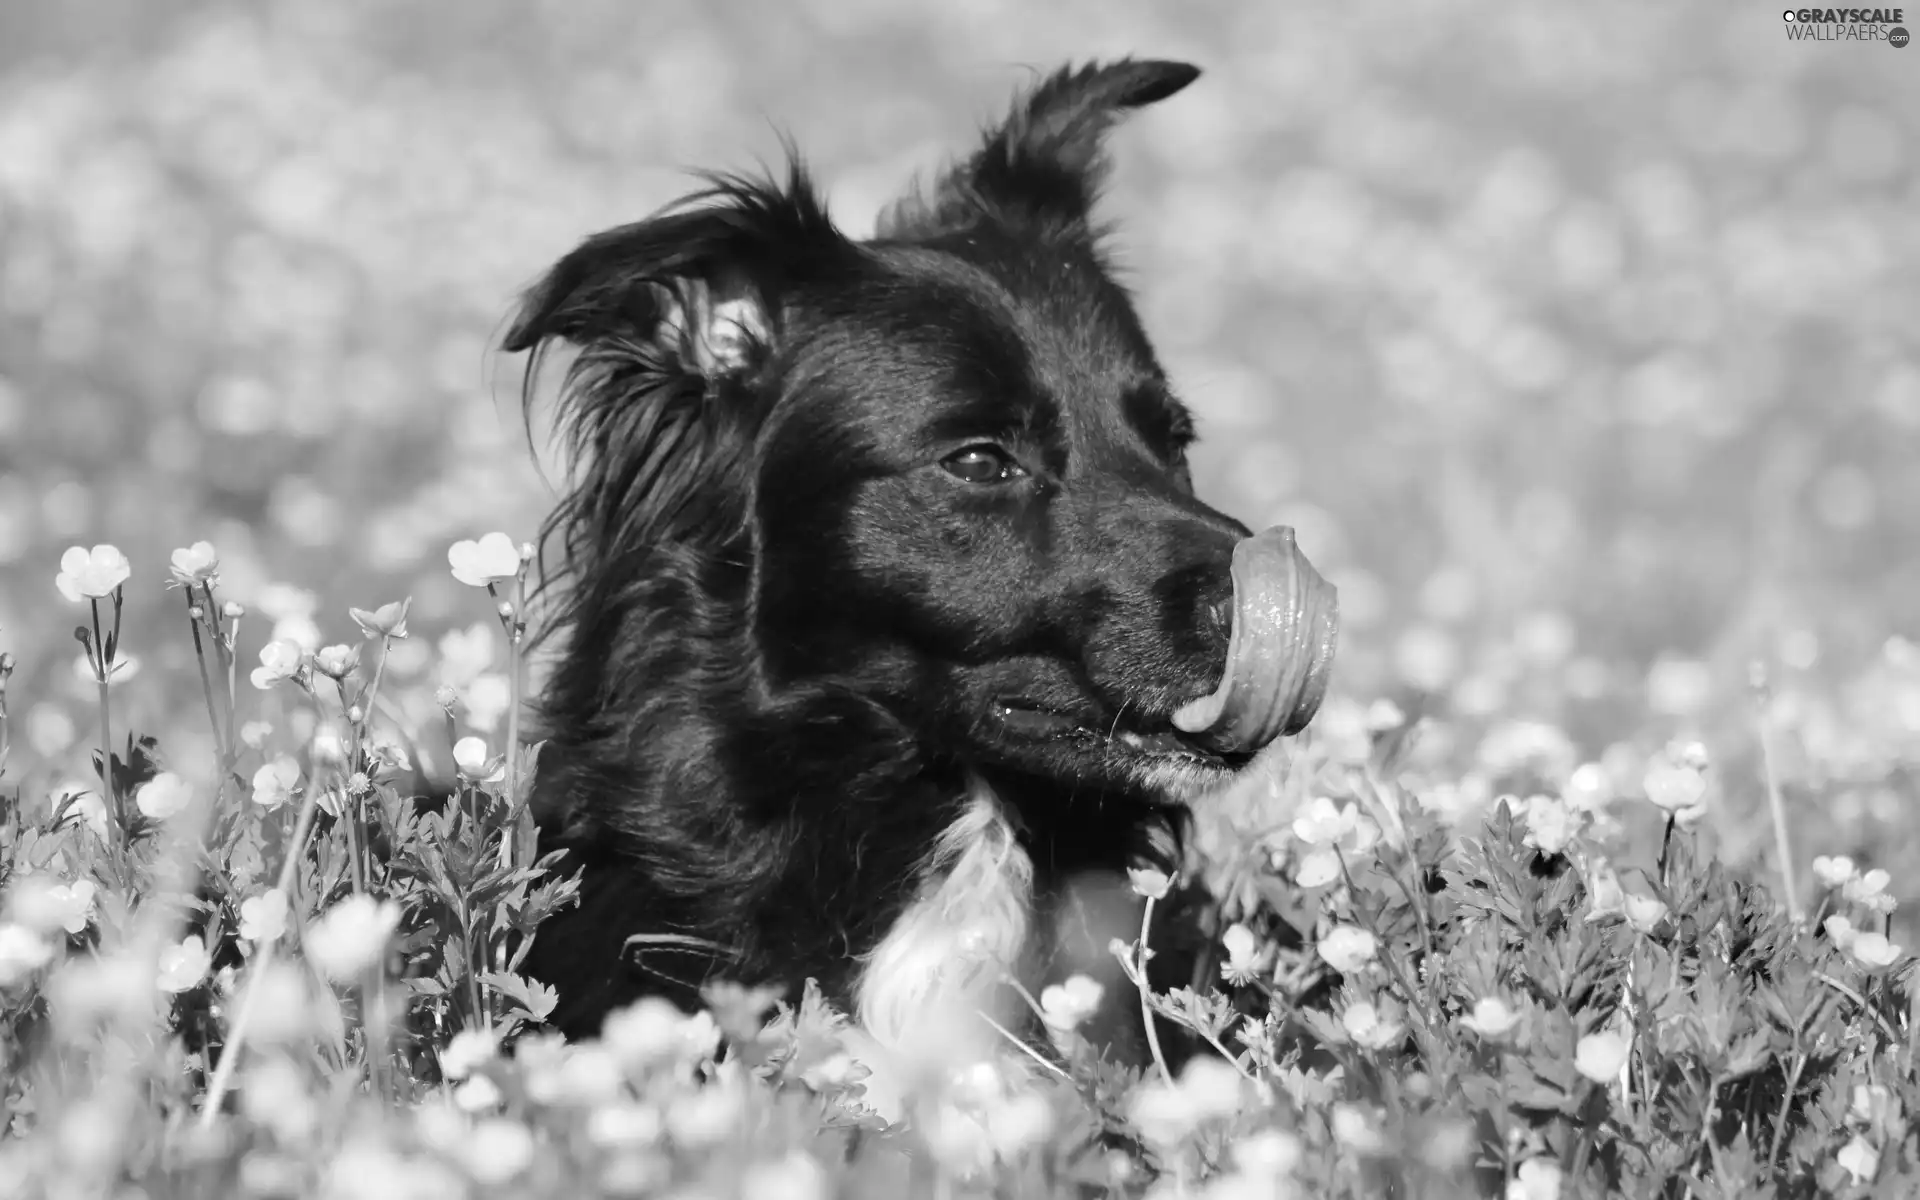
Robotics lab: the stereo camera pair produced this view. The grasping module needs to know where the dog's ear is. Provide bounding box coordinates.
[504,168,853,563]
[880,58,1199,238]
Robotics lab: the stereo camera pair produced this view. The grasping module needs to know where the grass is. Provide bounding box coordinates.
[0,544,1916,1199]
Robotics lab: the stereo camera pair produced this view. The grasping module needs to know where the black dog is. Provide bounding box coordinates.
[505,59,1319,1056]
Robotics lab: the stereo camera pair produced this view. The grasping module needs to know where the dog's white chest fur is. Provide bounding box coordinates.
[851,773,1033,1064]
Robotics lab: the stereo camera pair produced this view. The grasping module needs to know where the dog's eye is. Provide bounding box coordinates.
[941,445,1026,485]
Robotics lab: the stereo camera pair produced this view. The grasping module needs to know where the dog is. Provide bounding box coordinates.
[503,59,1329,1065]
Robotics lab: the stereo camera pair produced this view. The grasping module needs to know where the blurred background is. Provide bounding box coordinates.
[1,1,1917,881]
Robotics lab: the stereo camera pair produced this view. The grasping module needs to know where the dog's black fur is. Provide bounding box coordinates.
[506,59,1270,1041]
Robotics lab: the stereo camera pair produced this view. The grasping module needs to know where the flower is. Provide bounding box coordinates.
[1573,1030,1629,1083]
[1521,793,1581,857]
[453,1075,503,1113]
[168,542,219,587]
[312,643,360,680]
[135,772,194,820]
[1219,924,1270,986]
[0,923,55,988]
[348,598,411,640]
[11,875,97,936]
[1039,974,1104,1034]
[601,997,720,1069]
[448,533,523,588]
[1127,867,1172,900]
[1848,932,1903,970]
[452,736,504,784]
[239,721,274,749]
[1127,1058,1246,1146]
[741,1152,831,1200]
[304,895,402,982]
[464,1118,535,1184]
[1837,1134,1880,1187]
[1812,855,1858,889]
[1330,1103,1386,1155]
[1295,848,1342,888]
[440,1028,499,1081]
[1316,924,1378,974]
[1825,914,1859,951]
[1622,893,1669,934]
[251,756,302,810]
[1851,1084,1899,1135]
[1232,1129,1302,1174]
[1507,1157,1563,1200]
[438,623,495,687]
[157,935,211,992]
[1643,743,1709,825]
[1341,1001,1405,1051]
[1843,868,1895,914]
[56,545,130,602]
[1459,996,1522,1040]
[239,889,290,944]
[250,640,306,690]
[1293,796,1358,846]
[1585,862,1628,922]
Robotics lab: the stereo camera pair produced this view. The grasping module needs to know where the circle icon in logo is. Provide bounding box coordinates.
[1783,8,1796,19]
[1892,26,1911,46]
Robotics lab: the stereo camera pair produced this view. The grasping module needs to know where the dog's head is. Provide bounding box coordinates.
[507,60,1331,804]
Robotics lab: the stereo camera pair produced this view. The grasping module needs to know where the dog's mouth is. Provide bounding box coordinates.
[993,699,1255,771]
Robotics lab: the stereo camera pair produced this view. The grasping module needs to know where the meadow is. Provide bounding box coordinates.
[1,1,1917,1196]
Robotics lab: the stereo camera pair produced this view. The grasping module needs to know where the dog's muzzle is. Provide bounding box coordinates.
[1172,525,1339,753]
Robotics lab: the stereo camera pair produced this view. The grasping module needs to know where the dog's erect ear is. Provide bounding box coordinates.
[504,168,853,565]
[880,58,1199,238]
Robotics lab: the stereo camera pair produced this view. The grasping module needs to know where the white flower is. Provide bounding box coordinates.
[1341,1001,1405,1051]
[585,1103,663,1149]
[250,640,305,690]
[1622,893,1669,934]
[1843,868,1894,914]
[1316,924,1377,974]
[1849,932,1903,970]
[1584,861,1627,922]
[135,772,194,820]
[1521,793,1581,857]
[312,643,360,680]
[1039,974,1104,1034]
[1294,847,1342,888]
[664,1086,741,1148]
[1573,1031,1629,1083]
[464,1118,535,1184]
[1293,796,1357,846]
[168,541,219,587]
[453,1075,502,1113]
[437,623,495,688]
[441,1028,499,1081]
[238,889,290,945]
[1459,996,1521,1041]
[56,545,131,602]
[1643,745,1709,824]
[1219,924,1270,986]
[251,756,302,810]
[1231,1129,1302,1174]
[1127,1058,1246,1147]
[1507,1157,1563,1200]
[1825,915,1859,951]
[0,923,56,988]
[1837,1134,1880,1186]
[304,895,402,982]
[1330,1102,1386,1155]
[448,533,523,588]
[157,935,211,993]
[239,720,274,750]
[1127,867,1172,900]
[452,736,503,784]
[1851,1084,1898,1134]
[741,1152,831,1200]
[601,998,719,1069]
[11,876,97,936]
[1812,855,1857,889]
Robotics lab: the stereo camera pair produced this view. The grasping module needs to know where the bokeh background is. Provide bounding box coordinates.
[1,1,1917,888]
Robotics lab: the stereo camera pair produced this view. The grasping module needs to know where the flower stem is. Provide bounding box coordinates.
[1137,895,1176,1090]
[1751,667,1802,923]
[198,778,325,1128]
[498,574,524,873]
[89,598,125,860]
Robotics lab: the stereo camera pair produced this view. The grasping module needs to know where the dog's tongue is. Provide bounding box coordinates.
[1173,526,1339,753]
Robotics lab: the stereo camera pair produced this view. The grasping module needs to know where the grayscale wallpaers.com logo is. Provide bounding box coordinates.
[1782,7,1910,44]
